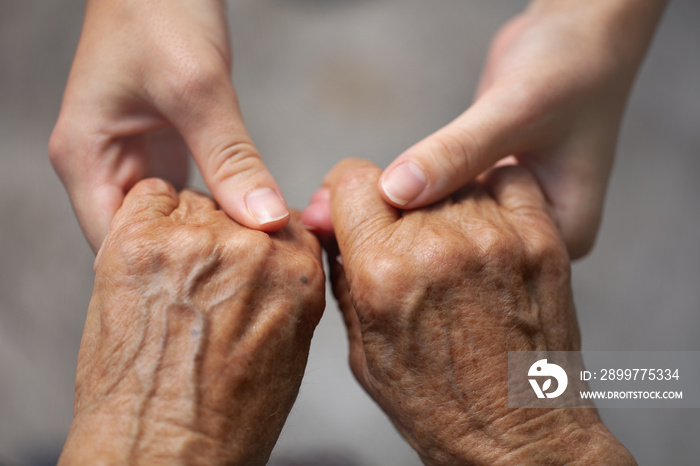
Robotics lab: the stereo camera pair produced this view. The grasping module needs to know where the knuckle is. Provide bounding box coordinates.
[474,223,507,258]
[526,229,571,278]
[47,125,69,169]
[171,57,227,102]
[351,252,406,314]
[248,232,276,262]
[133,177,173,196]
[208,141,262,183]
[123,179,177,216]
[109,223,164,275]
[222,229,274,269]
[473,223,525,270]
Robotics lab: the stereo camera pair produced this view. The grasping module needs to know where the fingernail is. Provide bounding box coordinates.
[381,161,427,206]
[245,188,289,225]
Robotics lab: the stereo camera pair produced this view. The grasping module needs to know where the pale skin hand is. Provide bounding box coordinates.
[307,159,635,465]
[49,0,289,253]
[58,179,325,466]
[377,0,668,259]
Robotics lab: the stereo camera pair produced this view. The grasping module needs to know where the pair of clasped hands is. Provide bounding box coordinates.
[52,1,667,464]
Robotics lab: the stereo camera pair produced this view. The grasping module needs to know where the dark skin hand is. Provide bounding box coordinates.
[305,159,635,465]
[59,179,325,466]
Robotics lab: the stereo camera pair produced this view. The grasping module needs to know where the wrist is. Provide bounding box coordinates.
[527,0,668,65]
[494,414,635,465]
[59,411,238,466]
[59,409,138,465]
[485,411,633,466]
[418,409,634,466]
[59,398,240,466]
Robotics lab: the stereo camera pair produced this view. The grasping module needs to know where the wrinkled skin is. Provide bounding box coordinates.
[59,179,325,466]
[311,159,634,465]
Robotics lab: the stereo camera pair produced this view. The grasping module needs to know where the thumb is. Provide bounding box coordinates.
[112,178,180,226]
[379,91,532,209]
[169,76,289,232]
[324,158,400,262]
[483,164,551,219]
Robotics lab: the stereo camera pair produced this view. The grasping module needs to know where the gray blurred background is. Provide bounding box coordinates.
[1,1,699,464]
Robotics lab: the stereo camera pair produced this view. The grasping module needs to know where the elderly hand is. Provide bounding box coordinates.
[377,0,667,258]
[49,0,289,253]
[306,159,634,465]
[59,179,324,466]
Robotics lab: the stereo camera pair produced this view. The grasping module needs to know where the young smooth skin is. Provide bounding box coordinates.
[308,159,635,464]
[379,0,668,258]
[59,180,325,465]
[50,1,666,257]
[49,0,289,253]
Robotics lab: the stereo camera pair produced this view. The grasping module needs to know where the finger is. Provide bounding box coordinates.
[112,178,179,228]
[321,236,367,381]
[482,165,551,220]
[97,179,189,273]
[300,188,333,235]
[379,91,533,209]
[144,127,190,191]
[68,183,125,254]
[325,159,400,259]
[49,118,169,253]
[518,154,607,260]
[166,74,289,232]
